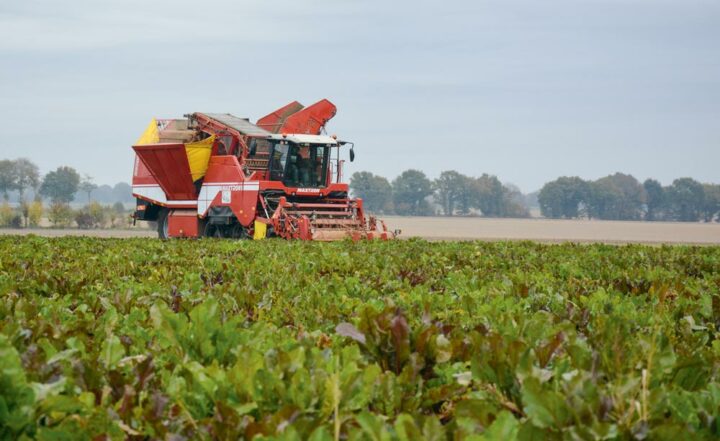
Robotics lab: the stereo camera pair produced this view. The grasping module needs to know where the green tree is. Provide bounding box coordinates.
[473,174,506,217]
[392,169,433,216]
[14,158,40,201]
[39,166,81,204]
[587,179,619,219]
[667,178,705,222]
[502,183,531,218]
[586,173,645,220]
[433,170,471,216]
[455,178,476,215]
[643,179,665,221]
[537,177,589,219]
[0,159,19,201]
[701,184,720,222]
[350,171,393,213]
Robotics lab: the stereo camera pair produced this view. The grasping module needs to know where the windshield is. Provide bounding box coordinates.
[270,142,330,188]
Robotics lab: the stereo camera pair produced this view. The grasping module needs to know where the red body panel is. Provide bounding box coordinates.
[168,210,199,237]
[228,185,260,227]
[133,143,196,200]
[256,101,304,133]
[203,156,246,183]
[258,180,349,197]
[132,156,157,186]
[198,156,259,226]
[280,99,337,135]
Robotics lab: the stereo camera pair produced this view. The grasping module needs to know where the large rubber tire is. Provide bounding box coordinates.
[157,209,170,239]
[229,223,250,239]
[203,222,224,238]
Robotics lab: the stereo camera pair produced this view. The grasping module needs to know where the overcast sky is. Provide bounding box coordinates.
[0,0,717,192]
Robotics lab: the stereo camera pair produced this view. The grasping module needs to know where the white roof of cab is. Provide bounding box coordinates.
[267,134,338,145]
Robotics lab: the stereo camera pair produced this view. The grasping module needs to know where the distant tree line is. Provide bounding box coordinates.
[2,157,717,223]
[0,158,133,205]
[538,173,720,222]
[352,170,720,222]
[0,158,133,229]
[350,170,529,217]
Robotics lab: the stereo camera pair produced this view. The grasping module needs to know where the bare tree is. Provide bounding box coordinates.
[79,174,98,202]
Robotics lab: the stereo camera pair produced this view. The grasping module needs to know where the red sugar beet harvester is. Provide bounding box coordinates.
[131,99,397,240]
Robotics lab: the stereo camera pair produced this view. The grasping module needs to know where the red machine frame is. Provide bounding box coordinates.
[131,99,394,241]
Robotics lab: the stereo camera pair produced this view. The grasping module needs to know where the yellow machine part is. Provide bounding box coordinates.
[135,118,215,182]
[253,221,267,240]
[184,136,215,182]
[135,118,160,145]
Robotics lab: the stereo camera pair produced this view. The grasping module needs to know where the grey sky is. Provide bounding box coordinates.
[0,0,718,192]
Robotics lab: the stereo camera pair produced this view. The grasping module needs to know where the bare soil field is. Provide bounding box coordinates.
[383,216,720,244]
[2,217,720,244]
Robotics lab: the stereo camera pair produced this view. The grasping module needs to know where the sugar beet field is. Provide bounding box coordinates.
[1,236,720,440]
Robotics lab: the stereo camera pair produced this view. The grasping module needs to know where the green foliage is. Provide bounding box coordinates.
[538,176,589,219]
[354,169,530,218]
[501,184,531,218]
[0,204,24,229]
[13,159,40,200]
[0,204,14,227]
[75,202,108,229]
[28,201,43,227]
[352,169,716,222]
[350,172,394,214]
[39,166,80,204]
[392,169,434,216]
[540,175,713,222]
[0,334,35,439]
[433,171,472,216]
[0,160,19,201]
[644,178,665,221]
[1,238,719,439]
[47,203,74,228]
[587,173,646,220]
[472,174,511,217]
[666,178,705,222]
[702,184,720,222]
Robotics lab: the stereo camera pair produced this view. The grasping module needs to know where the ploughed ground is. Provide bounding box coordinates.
[3,216,720,244]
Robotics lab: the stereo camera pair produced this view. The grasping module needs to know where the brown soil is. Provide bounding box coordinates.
[382,216,720,245]
[2,217,719,244]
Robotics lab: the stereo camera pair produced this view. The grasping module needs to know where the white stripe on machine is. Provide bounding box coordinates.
[197,182,259,215]
[132,185,196,206]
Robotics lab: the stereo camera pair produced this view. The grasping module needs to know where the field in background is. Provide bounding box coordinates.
[2,216,720,244]
[382,216,720,244]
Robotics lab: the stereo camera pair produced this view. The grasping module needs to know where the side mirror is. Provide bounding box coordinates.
[249,139,257,156]
[349,147,355,162]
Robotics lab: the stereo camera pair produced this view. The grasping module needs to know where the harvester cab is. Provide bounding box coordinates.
[267,134,336,188]
[131,99,395,241]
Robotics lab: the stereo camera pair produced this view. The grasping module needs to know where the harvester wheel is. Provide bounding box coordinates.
[157,209,170,239]
[203,223,225,238]
[229,224,249,239]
